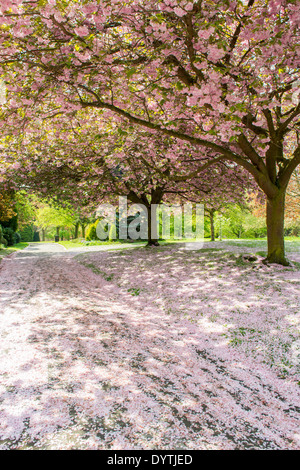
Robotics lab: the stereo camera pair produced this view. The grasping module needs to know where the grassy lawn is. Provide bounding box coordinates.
[59,238,205,249]
[58,239,146,249]
[0,242,29,261]
[218,237,300,252]
[58,237,300,252]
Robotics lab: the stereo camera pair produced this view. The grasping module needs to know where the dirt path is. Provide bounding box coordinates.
[0,243,299,449]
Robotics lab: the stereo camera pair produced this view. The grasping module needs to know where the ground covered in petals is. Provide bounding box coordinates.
[0,243,299,449]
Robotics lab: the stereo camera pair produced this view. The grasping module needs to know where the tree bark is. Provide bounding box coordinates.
[74,222,79,239]
[266,190,290,265]
[146,204,159,246]
[127,189,163,246]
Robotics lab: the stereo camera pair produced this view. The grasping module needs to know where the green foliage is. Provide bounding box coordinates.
[0,210,19,246]
[19,224,34,242]
[85,221,99,241]
[0,213,18,232]
[15,192,37,229]
[284,218,300,237]
[14,232,21,244]
[33,231,40,242]
[212,204,267,239]
[3,227,15,246]
[204,217,211,238]
[35,204,76,230]
[108,222,117,242]
[85,219,116,241]
[158,208,196,240]
[224,205,248,238]
[0,224,8,247]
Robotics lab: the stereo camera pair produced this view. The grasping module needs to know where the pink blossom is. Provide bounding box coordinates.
[74,26,89,37]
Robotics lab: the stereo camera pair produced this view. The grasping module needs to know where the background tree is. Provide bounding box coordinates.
[0,187,15,222]
[35,203,77,241]
[286,168,300,225]
[1,113,254,246]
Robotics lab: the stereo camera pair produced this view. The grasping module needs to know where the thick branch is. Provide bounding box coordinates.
[79,96,262,179]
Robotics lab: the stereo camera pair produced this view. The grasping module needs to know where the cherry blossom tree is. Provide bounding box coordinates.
[0,0,299,263]
[1,111,253,245]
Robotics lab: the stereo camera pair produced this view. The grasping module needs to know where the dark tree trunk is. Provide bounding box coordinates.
[74,222,79,239]
[266,190,289,265]
[81,224,86,238]
[127,189,163,247]
[42,229,46,242]
[146,204,159,246]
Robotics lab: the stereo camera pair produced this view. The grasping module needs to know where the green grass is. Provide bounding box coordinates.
[0,242,29,261]
[78,260,114,281]
[59,239,146,249]
[127,287,141,296]
[217,237,300,252]
[55,237,300,252]
[60,237,209,249]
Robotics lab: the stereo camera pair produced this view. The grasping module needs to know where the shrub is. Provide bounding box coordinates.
[1,214,18,232]
[14,232,21,244]
[3,227,15,246]
[33,231,40,242]
[241,227,267,238]
[86,220,117,242]
[85,221,99,241]
[19,224,34,242]
[0,224,7,247]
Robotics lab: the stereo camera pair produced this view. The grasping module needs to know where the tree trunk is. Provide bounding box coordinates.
[81,224,86,238]
[266,190,289,265]
[146,204,159,246]
[74,222,79,239]
[209,210,215,241]
[42,229,46,242]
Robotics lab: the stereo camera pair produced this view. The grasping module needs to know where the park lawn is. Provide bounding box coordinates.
[163,237,300,254]
[218,237,300,252]
[59,237,300,252]
[57,239,84,249]
[58,239,146,249]
[0,242,29,262]
[59,238,207,250]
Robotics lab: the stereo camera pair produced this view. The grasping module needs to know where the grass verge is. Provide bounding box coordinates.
[0,242,29,262]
